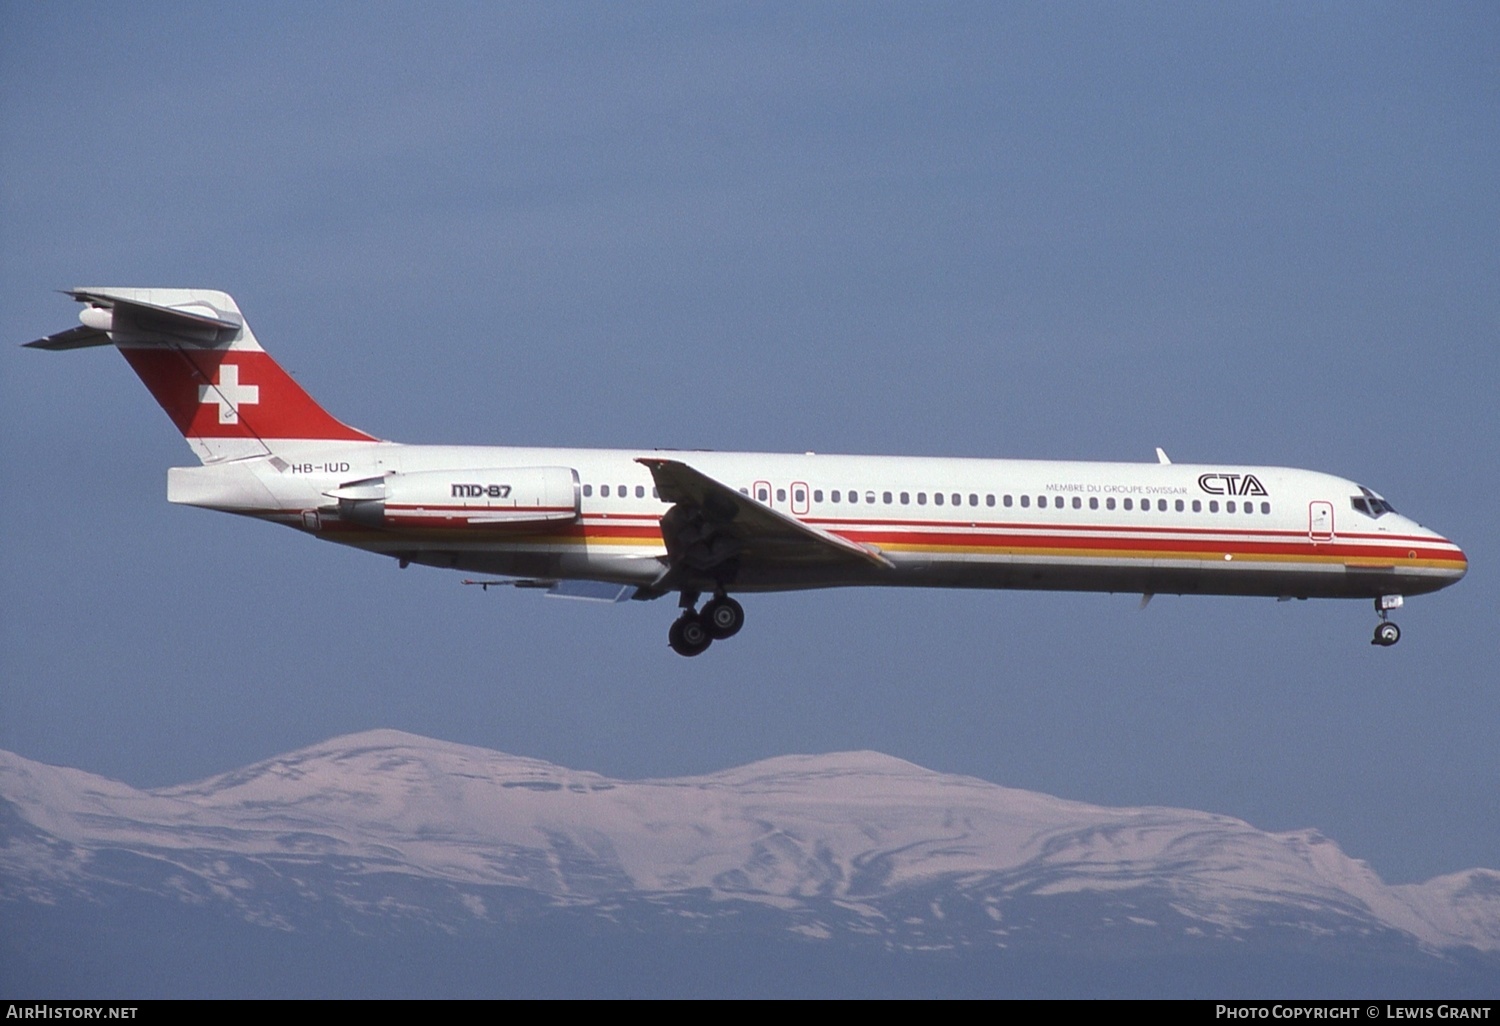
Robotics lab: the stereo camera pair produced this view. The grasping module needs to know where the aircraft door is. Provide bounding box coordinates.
[791,481,810,516]
[1309,500,1334,542]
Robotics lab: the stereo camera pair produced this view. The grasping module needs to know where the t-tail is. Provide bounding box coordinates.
[25,288,378,464]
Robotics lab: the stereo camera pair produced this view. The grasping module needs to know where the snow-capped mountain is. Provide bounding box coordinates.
[3,730,1497,997]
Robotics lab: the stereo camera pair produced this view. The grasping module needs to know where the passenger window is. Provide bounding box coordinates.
[1192,499,1202,513]
[1261,501,1270,514]
[1227,500,1236,513]
[636,485,645,498]
[1072,496,1082,509]
[849,491,858,504]
[652,488,659,498]
[1209,500,1219,513]
[1003,495,1013,507]
[777,488,786,502]
[1037,496,1046,508]
[917,492,927,505]
[757,487,769,502]
[1175,499,1184,512]
[1089,497,1099,510]
[883,491,893,504]
[952,493,961,506]
[739,488,748,495]
[601,485,610,497]
[794,487,806,504]
[935,493,945,506]
[865,491,876,504]
[969,494,978,506]
[831,490,840,503]
[1123,498,1133,511]
[583,484,593,497]
[1020,495,1030,508]
[986,494,995,507]
[1106,497,1116,510]
[901,491,910,504]
[1157,499,1166,512]
[813,489,823,503]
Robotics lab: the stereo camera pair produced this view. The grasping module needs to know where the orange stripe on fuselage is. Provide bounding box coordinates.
[308,510,1464,572]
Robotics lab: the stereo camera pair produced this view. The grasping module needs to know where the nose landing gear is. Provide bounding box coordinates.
[1371,595,1403,647]
[667,591,746,656]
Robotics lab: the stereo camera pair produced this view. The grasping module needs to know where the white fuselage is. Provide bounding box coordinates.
[29,287,1467,653]
[169,439,1468,601]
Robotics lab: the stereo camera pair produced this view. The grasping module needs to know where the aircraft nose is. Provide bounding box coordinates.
[1437,535,1468,585]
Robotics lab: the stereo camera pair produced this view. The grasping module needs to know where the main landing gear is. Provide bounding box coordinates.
[1371,595,1403,647]
[668,592,745,657]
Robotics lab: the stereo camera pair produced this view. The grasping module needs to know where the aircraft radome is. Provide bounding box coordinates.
[25,288,1467,656]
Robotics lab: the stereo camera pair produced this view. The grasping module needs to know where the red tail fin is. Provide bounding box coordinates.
[31,288,377,463]
[119,346,375,443]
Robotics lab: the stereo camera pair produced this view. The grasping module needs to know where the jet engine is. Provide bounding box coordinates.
[326,467,580,529]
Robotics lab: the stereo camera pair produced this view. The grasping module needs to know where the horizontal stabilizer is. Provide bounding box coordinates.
[23,325,111,351]
[65,288,243,343]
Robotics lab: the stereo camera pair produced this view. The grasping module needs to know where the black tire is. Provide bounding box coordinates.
[701,596,745,640]
[1374,622,1401,647]
[669,613,712,656]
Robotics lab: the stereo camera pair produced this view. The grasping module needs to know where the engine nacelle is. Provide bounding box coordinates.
[326,467,580,529]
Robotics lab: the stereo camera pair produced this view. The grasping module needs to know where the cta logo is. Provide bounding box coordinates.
[1198,473,1268,497]
[452,483,513,498]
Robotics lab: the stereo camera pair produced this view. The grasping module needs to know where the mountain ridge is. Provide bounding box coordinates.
[3,729,1498,962]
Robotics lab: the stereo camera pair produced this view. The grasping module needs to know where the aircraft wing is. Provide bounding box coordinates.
[636,457,893,575]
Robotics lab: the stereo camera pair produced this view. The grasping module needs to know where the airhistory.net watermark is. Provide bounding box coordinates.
[5,1008,137,1020]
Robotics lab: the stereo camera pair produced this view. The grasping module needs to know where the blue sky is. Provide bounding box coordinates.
[2,2,1496,885]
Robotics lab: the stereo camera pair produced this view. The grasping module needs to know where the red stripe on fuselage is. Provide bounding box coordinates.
[310,510,1460,566]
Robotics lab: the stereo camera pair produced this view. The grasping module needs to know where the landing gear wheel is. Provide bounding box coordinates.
[669,613,713,657]
[701,596,745,640]
[1372,621,1401,647]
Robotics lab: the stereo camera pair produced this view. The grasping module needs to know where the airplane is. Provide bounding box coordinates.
[24,287,1467,656]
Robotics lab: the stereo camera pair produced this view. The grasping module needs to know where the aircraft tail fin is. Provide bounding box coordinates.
[25,288,378,463]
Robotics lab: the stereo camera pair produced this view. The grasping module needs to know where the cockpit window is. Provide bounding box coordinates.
[1350,485,1396,518]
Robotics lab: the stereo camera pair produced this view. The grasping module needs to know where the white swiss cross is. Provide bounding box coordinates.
[199,363,260,425]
